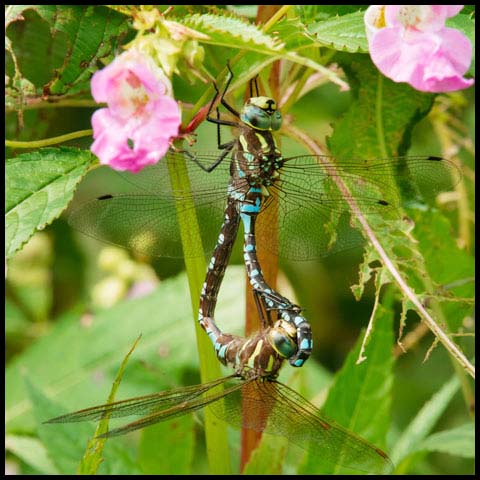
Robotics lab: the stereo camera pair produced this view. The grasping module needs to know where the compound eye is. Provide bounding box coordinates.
[270,110,282,131]
[270,329,297,358]
[241,105,271,130]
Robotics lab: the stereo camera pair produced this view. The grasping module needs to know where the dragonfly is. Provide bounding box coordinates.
[69,65,461,367]
[46,315,394,474]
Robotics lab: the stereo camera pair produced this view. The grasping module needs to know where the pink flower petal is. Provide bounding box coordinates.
[419,57,475,92]
[90,50,181,173]
[91,109,128,164]
[431,5,464,20]
[436,27,473,74]
[366,6,474,94]
[385,5,465,33]
[369,27,431,84]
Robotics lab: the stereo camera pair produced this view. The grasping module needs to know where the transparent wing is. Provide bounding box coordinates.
[69,151,460,261]
[256,155,461,260]
[209,379,393,474]
[46,373,393,472]
[45,375,244,437]
[108,150,232,196]
[68,151,233,258]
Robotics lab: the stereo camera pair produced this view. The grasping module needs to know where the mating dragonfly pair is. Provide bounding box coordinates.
[46,66,459,473]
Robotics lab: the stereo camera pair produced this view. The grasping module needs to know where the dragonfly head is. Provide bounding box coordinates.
[240,96,282,131]
[267,320,298,360]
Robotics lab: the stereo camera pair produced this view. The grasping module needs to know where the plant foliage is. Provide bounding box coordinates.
[5,5,474,476]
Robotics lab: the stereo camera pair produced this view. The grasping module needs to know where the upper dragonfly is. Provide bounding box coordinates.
[69,65,461,367]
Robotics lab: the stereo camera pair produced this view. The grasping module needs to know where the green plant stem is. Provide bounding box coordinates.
[284,122,475,380]
[7,98,100,112]
[376,78,475,392]
[166,153,231,474]
[262,5,293,32]
[6,130,93,149]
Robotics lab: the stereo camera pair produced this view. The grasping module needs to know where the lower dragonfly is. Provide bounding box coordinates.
[46,314,393,474]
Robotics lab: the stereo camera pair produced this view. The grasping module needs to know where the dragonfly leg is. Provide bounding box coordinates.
[183,142,235,173]
[206,63,240,124]
[252,288,272,331]
[249,73,260,98]
[217,61,240,118]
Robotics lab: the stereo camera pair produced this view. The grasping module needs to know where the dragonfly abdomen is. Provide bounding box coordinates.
[198,197,240,353]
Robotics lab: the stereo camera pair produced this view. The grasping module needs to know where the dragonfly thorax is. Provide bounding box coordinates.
[232,126,283,198]
[213,324,297,380]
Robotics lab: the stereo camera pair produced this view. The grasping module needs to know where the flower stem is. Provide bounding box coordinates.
[166,152,232,474]
[5,130,93,149]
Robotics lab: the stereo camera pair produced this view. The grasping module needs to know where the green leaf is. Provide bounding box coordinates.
[25,375,101,474]
[5,147,94,258]
[46,6,130,95]
[25,375,140,475]
[182,13,284,54]
[308,11,369,53]
[138,416,195,474]
[295,5,368,23]
[6,267,245,470]
[77,335,142,474]
[5,434,60,474]
[263,18,316,51]
[5,7,69,88]
[329,54,434,159]
[419,423,475,459]
[327,56,470,357]
[407,208,474,332]
[390,374,460,467]
[5,5,130,96]
[300,298,394,474]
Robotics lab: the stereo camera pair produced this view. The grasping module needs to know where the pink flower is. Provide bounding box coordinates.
[365,5,474,93]
[90,50,181,172]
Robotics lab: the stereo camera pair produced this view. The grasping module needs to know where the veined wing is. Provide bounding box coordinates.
[107,150,232,196]
[68,152,234,259]
[45,375,247,437]
[255,155,460,260]
[277,155,460,208]
[208,379,393,474]
[268,380,394,474]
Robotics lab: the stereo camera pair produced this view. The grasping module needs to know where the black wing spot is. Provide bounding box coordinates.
[97,194,113,200]
[427,155,443,161]
[378,199,390,206]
